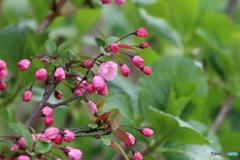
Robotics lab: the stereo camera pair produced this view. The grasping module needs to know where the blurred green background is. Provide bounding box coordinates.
[0,0,240,160]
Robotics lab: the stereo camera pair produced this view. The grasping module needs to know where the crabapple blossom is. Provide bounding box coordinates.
[134,28,148,37]
[120,64,130,77]
[44,117,54,126]
[92,76,106,91]
[18,137,26,148]
[82,60,94,68]
[54,67,65,81]
[67,147,83,160]
[0,60,6,70]
[35,68,48,81]
[11,144,19,150]
[42,106,53,117]
[141,66,152,75]
[97,85,108,96]
[101,0,112,4]
[53,135,63,145]
[37,134,48,141]
[74,88,85,96]
[123,133,135,146]
[86,83,95,93]
[98,61,118,81]
[22,90,32,102]
[132,56,144,67]
[139,42,149,49]
[17,155,31,160]
[0,69,7,80]
[115,0,126,5]
[63,129,75,143]
[0,82,7,90]
[44,127,59,140]
[110,43,119,53]
[140,128,154,137]
[88,101,98,113]
[132,151,143,160]
[54,90,63,100]
[18,59,31,71]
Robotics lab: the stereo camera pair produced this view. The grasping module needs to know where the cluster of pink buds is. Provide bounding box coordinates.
[0,60,7,90]
[101,0,126,5]
[41,106,54,126]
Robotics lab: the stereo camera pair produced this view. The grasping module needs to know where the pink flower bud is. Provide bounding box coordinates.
[110,43,119,53]
[63,129,75,143]
[92,76,106,91]
[134,28,148,37]
[11,144,19,150]
[82,60,94,68]
[74,88,85,96]
[17,155,31,160]
[53,135,63,145]
[88,101,98,113]
[120,64,130,77]
[0,81,7,90]
[40,58,50,63]
[123,133,135,146]
[139,42,149,49]
[18,137,26,148]
[101,0,112,4]
[42,106,53,117]
[37,133,48,141]
[35,68,48,81]
[86,83,95,93]
[0,60,6,70]
[22,90,32,102]
[68,148,83,160]
[141,66,152,75]
[54,67,65,81]
[98,61,118,81]
[18,59,31,71]
[132,56,144,68]
[44,117,54,126]
[140,128,154,137]
[0,69,7,80]
[108,140,114,148]
[97,85,108,96]
[54,90,63,100]
[115,0,126,5]
[132,151,143,160]
[44,127,59,140]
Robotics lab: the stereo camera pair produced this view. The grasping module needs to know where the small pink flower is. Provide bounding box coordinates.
[123,133,135,146]
[54,90,63,100]
[54,67,65,81]
[101,0,112,4]
[42,106,53,117]
[53,135,63,145]
[120,64,130,77]
[98,61,118,81]
[44,117,54,126]
[92,76,106,91]
[115,0,126,5]
[11,144,19,150]
[82,60,94,68]
[22,90,32,102]
[0,81,7,90]
[0,69,7,80]
[63,129,75,143]
[132,56,144,68]
[0,60,6,70]
[74,88,85,96]
[140,128,154,137]
[88,101,98,113]
[86,83,95,93]
[68,148,83,160]
[18,137,26,148]
[141,66,152,75]
[139,42,149,49]
[110,43,119,53]
[132,151,143,160]
[44,127,59,140]
[35,68,48,81]
[134,28,148,37]
[18,59,31,71]
[97,85,108,96]
[17,155,31,160]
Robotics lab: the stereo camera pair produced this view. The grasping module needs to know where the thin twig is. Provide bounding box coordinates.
[46,95,82,108]
[211,96,236,132]
[75,131,111,137]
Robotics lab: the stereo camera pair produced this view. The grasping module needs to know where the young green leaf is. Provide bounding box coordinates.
[10,123,24,136]
[35,140,52,153]
[22,130,34,150]
[107,36,120,46]
[97,29,108,44]
[71,70,84,77]
[95,37,105,47]
[113,141,129,160]
[45,39,57,55]
[101,136,111,146]
[57,41,74,54]
[50,59,59,67]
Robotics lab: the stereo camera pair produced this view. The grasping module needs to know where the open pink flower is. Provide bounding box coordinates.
[44,127,59,140]
[120,64,130,77]
[22,90,32,102]
[140,128,154,137]
[98,61,118,81]
[18,59,31,71]
[0,60,6,70]
[92,76,106,91]
[115,0,126,5]
[88,101,98,113]
[132,151,143,160]
[35,68,48,81]
[67,147,83,160]
[54,67,65,81]
[42,106,53,117]
[134,28,148,37]
[63,129,75,143]
[132,56,144,68]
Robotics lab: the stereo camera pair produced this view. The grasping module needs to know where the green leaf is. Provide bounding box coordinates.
[113,141,129,160]
[139,55,208,118]
[107,36,120,46]
[57,41,74,55]
[71,70,84,77]
[45,39,57,55]
[110,113,120,130]
[101,136,111,146]
[95,37,105,47]
[22,130,34,150]
[31,56,45,69]
[100,46,110,56]
[69,49,80,59]
[50,59,59,67]
[10,123,24,136]
[150,108,210,144]
[35,140,52,153]
[97,29,108,45]
[0,140,14,147]
[158,141,223,160]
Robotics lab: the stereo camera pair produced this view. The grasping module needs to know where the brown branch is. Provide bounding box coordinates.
[211,96,236,132]
[75,131,111,137]
[46,95,82,108]
[227,0,238,18]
